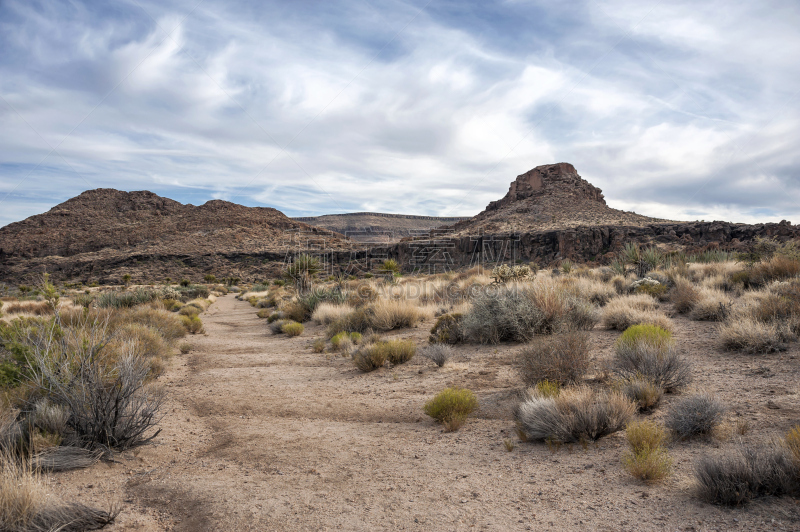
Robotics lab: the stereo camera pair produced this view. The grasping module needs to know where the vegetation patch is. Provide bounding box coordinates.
[424,387,478,432]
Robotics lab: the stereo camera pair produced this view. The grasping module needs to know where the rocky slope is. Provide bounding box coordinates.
[0,189,350,284]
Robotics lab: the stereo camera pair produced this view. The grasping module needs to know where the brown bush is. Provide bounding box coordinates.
[428,313,463,344]
[517,331,590,386]
[670,277,700,313]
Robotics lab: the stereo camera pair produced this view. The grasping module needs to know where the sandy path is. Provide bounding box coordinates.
[55,294,800,531]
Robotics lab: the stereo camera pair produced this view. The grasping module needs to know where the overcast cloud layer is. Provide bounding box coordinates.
[1,0,799,227]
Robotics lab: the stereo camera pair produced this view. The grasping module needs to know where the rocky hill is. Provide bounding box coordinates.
[450,162,663,235]
[0,189,351,284]
[293,213,469,242]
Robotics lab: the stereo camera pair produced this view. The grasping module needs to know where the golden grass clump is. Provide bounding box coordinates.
[718,316,791,353]
[368,299,430,331]
[517,331,590,386]
[281,322,304,337]
[311,303,352,325]
[312,339,326,353]
[115,306,187,343]
[688,287,731,321]
[424,387,478,432]
[180,314,204,334]
[351,343,388,372]
[621,419,672,482]
[785,425,800,464]
[601,294,672,331]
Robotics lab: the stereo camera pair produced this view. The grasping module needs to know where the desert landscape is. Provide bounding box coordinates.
[1,165,800,531]
[2,1,800,531]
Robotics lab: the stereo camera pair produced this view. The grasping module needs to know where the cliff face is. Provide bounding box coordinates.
[485,163,604,212]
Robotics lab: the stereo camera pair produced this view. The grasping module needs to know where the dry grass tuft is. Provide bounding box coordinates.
[0,453,118,531]
[368,299,429,331]
[517,331,590,386]
[619,376,663,412]
[419,343,454,367]
[670,277,700,313]
[602,295,672,331]
[718,316,791,353]
[515,387,635,443]
[695,445,798,505]
[311,303,352,325]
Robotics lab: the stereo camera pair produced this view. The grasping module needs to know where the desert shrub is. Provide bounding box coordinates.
[666,394,725,439]
[269,319,290,334]
[113,306,186,343]
[282,322,304,337]
[71,293,94,309]
[380,259,401,275]
[312,339,326,353]
[517,331,590,386]
[255,299,272,309]
[351,343,388,372]
[178,305,200,317]
[718,316,790,353]
[331,333,353,353]
[428,313,464,344]
[178,343,192,354]
[174,284,210,301]
[26,315,165,450]
[282,300,308,323]
[256,308,271,319]
[326,308,373,338]
[424,387,478,432]
[368,299,427,331]
[96,288,159,309]
[113,323,169,361]
[613,325,690,392]
[625,419,668,455]
[180,315,204,334]
[622,420,672,482]
[670,277,700,313]
[632,278,668,300]
[267,311,285,323]
[382,339,416,365]
[748,256,800,287]
[623,447,673,482]
[349,331,363,344]
[460,286,552,344]
[695,445,798,505]
[311,303,351,325]
[619,376,663,411]
[610,275,628,294]
[689,288,731,321]
[515,387,635,443]
[419,344,453,367]
[1,301,53,317]
[602,294,672,331]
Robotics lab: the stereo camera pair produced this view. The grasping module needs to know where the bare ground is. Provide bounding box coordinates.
[52,294,800,531]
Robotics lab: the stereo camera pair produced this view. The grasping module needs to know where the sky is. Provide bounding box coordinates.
[1,0,799,228]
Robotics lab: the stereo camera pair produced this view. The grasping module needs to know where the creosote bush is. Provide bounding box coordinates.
[666,394,726,439]
[424,387,478,432]
[269,319,290,334]
[515,387,635,443]
[180,314,204,334]
[282,322,304,337]
[517,331,590,386]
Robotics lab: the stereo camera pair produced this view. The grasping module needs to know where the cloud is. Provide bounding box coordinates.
[1,0,799,228]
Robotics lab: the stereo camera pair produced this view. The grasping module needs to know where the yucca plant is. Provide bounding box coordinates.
[283,254,322,294]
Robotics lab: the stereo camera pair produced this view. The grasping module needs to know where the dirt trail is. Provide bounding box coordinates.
[56,295,800,531]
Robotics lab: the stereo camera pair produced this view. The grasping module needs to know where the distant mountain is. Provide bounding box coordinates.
[293,213,469,243]
[0,189,349,284]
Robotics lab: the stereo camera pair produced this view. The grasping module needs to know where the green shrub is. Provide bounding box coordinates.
[383,339,416,365]
[535,380,560,398]
[282,322,304,337]
[269,319,290,334]
[180,315,204,334]
[256,308,271,319]
[424,387,478,432]
[616,324,673,352]
[178,305,200,317]
[428,313,464,344]
[349,332,363,344]
[623,447,673,482]
[517,331,590,386]
[351,344,388,372]
[312,339,326,353]
[625,419,668,455]
[331,332,353,351]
